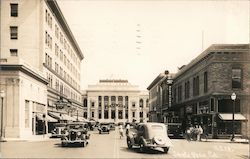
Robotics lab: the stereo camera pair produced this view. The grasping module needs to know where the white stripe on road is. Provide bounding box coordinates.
[113,127,120,158]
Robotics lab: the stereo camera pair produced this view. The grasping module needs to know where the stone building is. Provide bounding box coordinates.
[83,80,149,124]
[171,44,250,138]
[0,0,83,139]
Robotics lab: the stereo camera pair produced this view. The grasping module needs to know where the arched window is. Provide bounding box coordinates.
[139,99,143,108]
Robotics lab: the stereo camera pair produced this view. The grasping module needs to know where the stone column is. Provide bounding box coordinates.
[115,96,118,122]
[108,96,111,120]
[128,96,131,122]
[122,96,125,121]
[101,96,104,121]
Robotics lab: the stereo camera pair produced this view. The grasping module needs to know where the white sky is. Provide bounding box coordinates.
[57,0,249,90]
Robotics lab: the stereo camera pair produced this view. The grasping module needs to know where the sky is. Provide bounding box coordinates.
[57,0,249,90]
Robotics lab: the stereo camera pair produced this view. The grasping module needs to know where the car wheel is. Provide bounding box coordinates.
[127,138,132,149]
[82,142,86,147]
[163,147,169,153]
[139,143,145,152]
[61,142,66,147]
[99,131,101,134]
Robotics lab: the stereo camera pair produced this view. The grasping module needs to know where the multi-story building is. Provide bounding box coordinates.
[83,79,149,124]
[0,0,84,139]
[171,44,250,138]
[147,71,173,123]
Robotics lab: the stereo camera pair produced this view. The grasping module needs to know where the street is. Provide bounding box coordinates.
[0,128,249,159]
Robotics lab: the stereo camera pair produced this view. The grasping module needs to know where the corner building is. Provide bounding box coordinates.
[84,80,149,124]
[0,0,84,139]
[171,44,250,138]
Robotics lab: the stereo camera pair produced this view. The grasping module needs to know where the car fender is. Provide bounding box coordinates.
[127,136,135,145]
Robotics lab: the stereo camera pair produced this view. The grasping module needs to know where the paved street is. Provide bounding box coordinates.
[0,128,249,159]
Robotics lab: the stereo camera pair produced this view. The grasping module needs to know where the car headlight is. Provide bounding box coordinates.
[77,132,81,136]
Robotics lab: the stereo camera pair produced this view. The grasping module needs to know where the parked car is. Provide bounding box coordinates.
[109,122,115,130]
[98,122,110,134]
[51,123,67,138]
[126,122,172,153]
[61,122,90,147]
[165,123,184,139]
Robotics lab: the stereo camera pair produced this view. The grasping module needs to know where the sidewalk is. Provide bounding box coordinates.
[206,138,249,144]
[3,134,55,142]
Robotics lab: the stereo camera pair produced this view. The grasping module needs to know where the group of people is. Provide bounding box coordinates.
[186,125,207,141]
[119,123,131,139]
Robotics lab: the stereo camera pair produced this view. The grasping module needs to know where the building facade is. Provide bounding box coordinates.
[0,0,84,139]
[147,71,173,123]
[83,80,149,124]
[171,44,250,138]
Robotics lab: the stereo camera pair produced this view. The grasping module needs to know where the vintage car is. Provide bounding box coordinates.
[109,122,115,130]
[165,123,184,139]
[51,123,67,138]
[98,122,110,134]
[61,122,90,147]
[126,122,173,153]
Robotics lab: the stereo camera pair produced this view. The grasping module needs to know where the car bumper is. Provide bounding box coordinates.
[62,139,87,143]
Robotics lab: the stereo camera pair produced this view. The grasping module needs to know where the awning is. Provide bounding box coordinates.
[218,113,247,121]
[48,112,61,120]
[47,115,58,122]
[36,113,45,120]
[61,114,76,121]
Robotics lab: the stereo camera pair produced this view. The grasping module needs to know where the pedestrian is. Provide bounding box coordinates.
[197,125,203,141]
[186,127,191,141]
[125,123,130,136]
[198,125,204,141]
[119,124,124,139]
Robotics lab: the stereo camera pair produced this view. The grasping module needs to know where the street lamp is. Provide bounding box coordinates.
[0,90,5,142]
[231,92,236,141]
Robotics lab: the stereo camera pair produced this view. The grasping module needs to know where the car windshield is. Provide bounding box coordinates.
[101,123,109,126]
[68,125,83,129]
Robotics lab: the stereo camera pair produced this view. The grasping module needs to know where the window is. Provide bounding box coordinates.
[10,26,18,39]
[111,110,115,119]
[84,112,87,118]
[232,68,242,89]
[104,110,108,119]
[210,98,214,112]
[125,110,128,119]
[118,110,123,119]
[204,72,208,93]
[140,112,143,118]
[139,99,143,108]
[132,102,136,107]
[185,81,190,99]
[91,102,95,107]
[193,76,199,96]
[177,85,182,101]
[98,111,102,119]
[132,112,135,118]
[91,112,94,118]
[25,100,29,128]
[10,4,18,17]
[10,49,18,56]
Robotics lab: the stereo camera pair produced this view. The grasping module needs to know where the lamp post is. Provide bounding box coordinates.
[231,92,236,141]
[0,90,5,142]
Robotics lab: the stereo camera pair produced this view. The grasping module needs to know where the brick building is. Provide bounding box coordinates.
[147,71,174,123]
[170,44,250,138]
